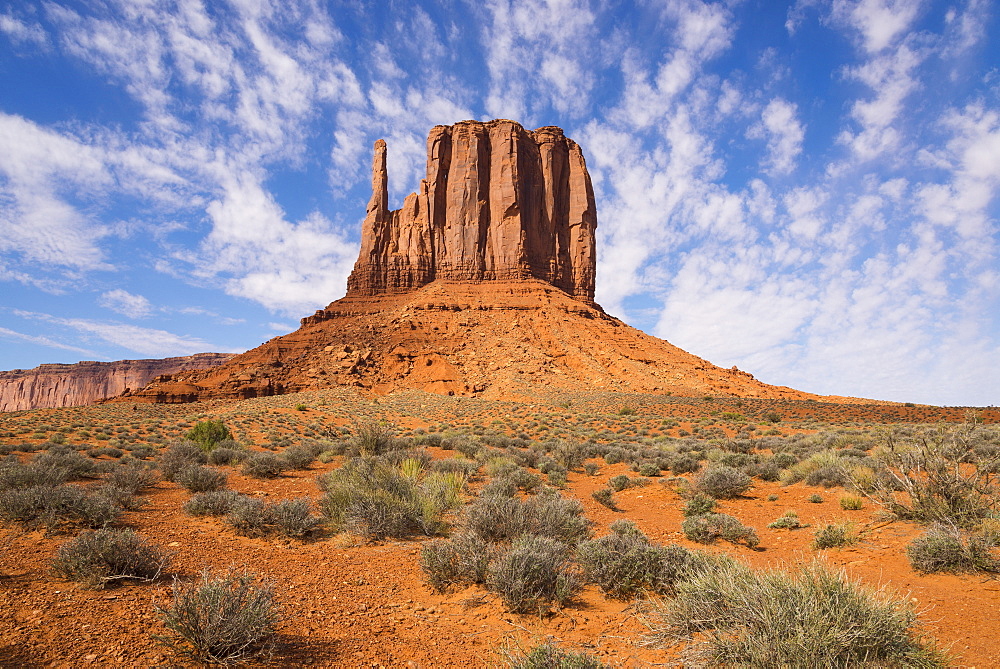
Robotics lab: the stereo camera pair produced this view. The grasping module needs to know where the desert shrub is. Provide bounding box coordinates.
[591,488,616,509]
[813,523,856,549]
[183,490,245,517]
[644,559,947,667]
[280,443,318,470]
[582,462,600,476]
[840,495,864,510]
[420,532,499,592]
[501,641,608,669]
[348,422,399,457]
[529,493,591,545]
[0,484,120,530]
[578,531,699,599]
[105,463,158,494]
[807,493,824,503]
[0,459,71,490]
[207,447,246,466]
[682,514,759,548]
[185,420,232,451]
[638,462,661,477]
[608,474,631,492]
[767,510,804,530]
[907,523,999,573]
[159,442,207,482]
[682,494,717,517]
[431,457,480,477]
[693,466,751,499]
[551,441,588,471]
[670,454,701,475]
[156,569,278,665]
[175,465,228,493]
[319,458,461,539]
[32,449,105,479]
[52,528,169,588]
[241,452,287,479]
[749,460,781,482]
[466,494,533,542]
[486,536,582,614]
[227,497,321,539]
[771,452,799,469]
[88,446,124,459]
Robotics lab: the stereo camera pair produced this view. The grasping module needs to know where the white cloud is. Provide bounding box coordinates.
[750,98,805,175]
[0,326,97,358]
[99,289,154,319]
[0,11,48,46]
[831,0,924,53]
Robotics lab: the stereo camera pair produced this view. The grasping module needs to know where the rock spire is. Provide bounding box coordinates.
[346,119,598,304]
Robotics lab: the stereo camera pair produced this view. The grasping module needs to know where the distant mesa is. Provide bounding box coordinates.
[0,353,235,411]
[20,119,857,407]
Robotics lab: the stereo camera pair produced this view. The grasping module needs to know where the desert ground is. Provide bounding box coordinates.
[1,389,998,667]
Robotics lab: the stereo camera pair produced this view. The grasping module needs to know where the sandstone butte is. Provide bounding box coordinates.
[109,119,862,405]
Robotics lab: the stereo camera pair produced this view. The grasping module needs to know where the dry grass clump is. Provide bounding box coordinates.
[907,522,999,574]
[643,559,947,667]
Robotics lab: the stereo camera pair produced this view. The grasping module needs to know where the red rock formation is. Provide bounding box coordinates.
[114,120,869,405]
[0,353,235,411]
[346,120,597,304]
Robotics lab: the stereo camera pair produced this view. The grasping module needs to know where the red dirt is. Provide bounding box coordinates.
[1,390,998,667]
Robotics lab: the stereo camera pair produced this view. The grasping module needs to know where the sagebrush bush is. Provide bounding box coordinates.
[577,530,698,599]
[501,640,608,669]
[682,513,759,548]
[159,442,207,482]
[420,532,499,593]
[52,528,169,588]
[207,447,246,466]
[183,490,245,517]
[840,495,864,510]
[280,443,318,470]
[767,510,803,530]
[0,484,120,530]
[907,523,998,573]
[0,459,71,490]
[105,463,158,494]
[486,536,581,613]
[156,569,278,664]
[643,559,946,667]
[227,497,321,539]
[850,421,999,527]
[608,474,631,492]
[241,452,287,479]
[693,466,751,499]
[175,465,228,493]
[465,494,534,542]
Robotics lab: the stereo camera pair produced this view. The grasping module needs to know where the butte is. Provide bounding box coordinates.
[121,119,840,404]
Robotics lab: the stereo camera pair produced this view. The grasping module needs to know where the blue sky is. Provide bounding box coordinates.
[1,0,997,406]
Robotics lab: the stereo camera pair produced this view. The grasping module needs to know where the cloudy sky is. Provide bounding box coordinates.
[1,0,997,406]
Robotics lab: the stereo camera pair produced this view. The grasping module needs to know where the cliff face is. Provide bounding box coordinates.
[345,120,597,304]
[0,353,235,411]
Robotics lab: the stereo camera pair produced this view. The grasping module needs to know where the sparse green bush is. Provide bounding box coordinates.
[318,458,461,539]
[591,488,616,509]
[52,528,169,588]
[767,510,804,529]
[608,474,631,492]
[808,493,824,503]
[644,559,947,667]
[185,421,232,451]
[227,497,321,539]
[907,523,998,573]
[682,494,717,517]
[529,493,591,545]
[280,443,318,470]
[840,495,864,510]
[487,536,582,614]
[175,465,228,493]
[156,569,278,665]
[207,447,246,466]
[682,513,759,548]
[420,532,499,593]
[813,523,856,549]
[578,530,698,599]
[693,466,752,499]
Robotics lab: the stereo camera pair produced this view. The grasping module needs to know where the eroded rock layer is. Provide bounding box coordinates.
[0,353,235,411]
[346,120,597,304]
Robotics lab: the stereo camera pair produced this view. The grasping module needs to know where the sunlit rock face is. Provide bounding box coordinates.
[346,119,597,305]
